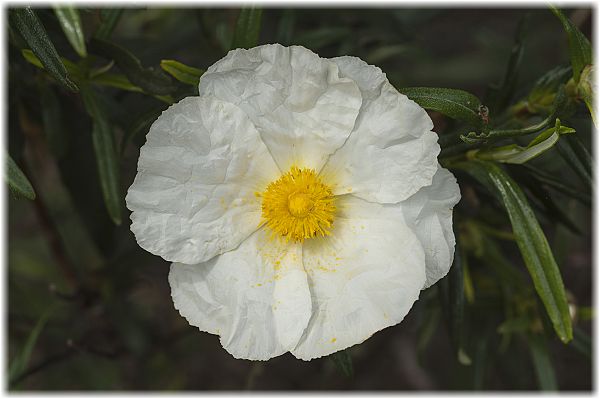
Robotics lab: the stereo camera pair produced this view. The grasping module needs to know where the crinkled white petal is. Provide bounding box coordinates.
[397,166,461,288]
[199,44,362,171]
[126,96,280,264]
[291,195,426,360]
[321,56,440,203]
[169,229,312,361]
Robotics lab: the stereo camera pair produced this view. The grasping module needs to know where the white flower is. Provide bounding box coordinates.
[126,44,461,361]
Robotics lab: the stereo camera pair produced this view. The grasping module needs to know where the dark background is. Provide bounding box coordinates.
[8,7,592,390]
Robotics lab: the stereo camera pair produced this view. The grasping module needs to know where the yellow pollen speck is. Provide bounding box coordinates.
[260,166,336,242]
[331,338,337,343]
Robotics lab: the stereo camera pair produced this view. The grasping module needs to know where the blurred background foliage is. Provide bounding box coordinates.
[7,6,592,391]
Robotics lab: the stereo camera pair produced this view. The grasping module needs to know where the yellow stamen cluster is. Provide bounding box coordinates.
[261,166,336,242]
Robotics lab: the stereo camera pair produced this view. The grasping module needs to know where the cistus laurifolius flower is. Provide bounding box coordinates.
[126,44,461,361]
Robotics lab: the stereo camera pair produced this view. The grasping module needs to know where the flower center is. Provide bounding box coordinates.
[261,166,336,242]
[288,193,314,218]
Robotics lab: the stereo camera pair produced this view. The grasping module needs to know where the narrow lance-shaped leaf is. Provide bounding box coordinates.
[416,304,440,361]
[120,106,167,156]
[295,27,351,50]
[20,49,82,80]
[88,72,173,104]
[53,6,87,57]
[80,87,122,225]
[528,333,558,391]
[515,65,572,115]
[468,119,576,164]
[457,161,573,343]
[472,325,492,390]
[8,307,54,384]
[276,9,295,46]
[577,65,596,125]
[520,163,591,206]
[94,8,123,39]
[329,350,353,378]
[231,7,263,49]
[5,154,36,200]
[160,60,204,87]
[570,327,592,359]
[89,38,178,95]
[89,72,143,93]
[9,7,79,92]
[556,135,592,190]
[549,6,592,83]
[462,254,475,304]
[487,13,528,112]
[507,164,581,234]
[40,85,68,159]
[448,236,471,365]
[565,134,592,177]
[461,85,569,144]
[399,87,484,128]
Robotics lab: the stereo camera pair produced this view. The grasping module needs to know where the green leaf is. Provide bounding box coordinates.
[461,85,569,144]
[550,6,592,83]
[518,65,573,116]
[528,333,558,391]
[53,6,87,57]
[231,7,263,49]
[40,85,68,159]
[21,49,83,81]
[462,255,475,304]
[276,9,295,46]
[89,72,143,92]
[329,350,353,378]
[5,154,35,200]
[215,22,233,53]
[479,233,525,287]
[468,119,575,164]
[497,316,531,334]
[520,163,591,206]
[576,64,595,125]
[487,13,528,112]
[416,304,440,360]
[89,60,115,78]
[508,165,581,234]
[94,8,123,40]
[472,327,491,390]
[366,44,409,65]
[8,307,54,384]
[120,106,166,156]
[399,87,483,127]
[448,237,471,365]
[160,60,204,87]
[531,65,573,102]
[565,134,592,177]
[88,72,173,104]
[556,135,592,189]
[89,38,177,95]
[295,27,350,50]
[80,87,122,225]
[9,7,79,92]
[570,327,591,359]
[457,161,573,343]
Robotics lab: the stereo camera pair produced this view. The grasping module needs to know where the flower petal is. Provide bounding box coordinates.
[321,56,440,203]
[398,166,461,288]
[169,229,312,361]
[126,96,280,264]
[291,195,426,360]
[199,44,362,171]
